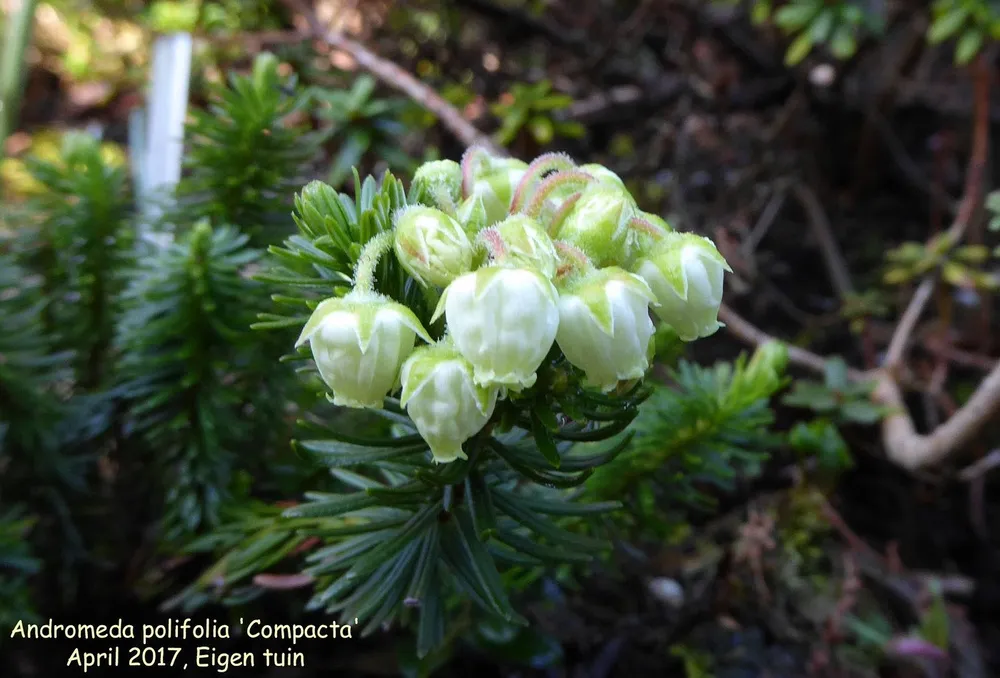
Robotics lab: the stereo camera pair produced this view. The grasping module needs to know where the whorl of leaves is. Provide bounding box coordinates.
[19,131,133,388]
[171,53,328,244]
[114,222,282,543]
[585,351,787,536]
[0,252,110,598]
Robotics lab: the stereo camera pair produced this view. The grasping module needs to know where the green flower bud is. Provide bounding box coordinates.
[624,210,674,268]
[393,205,474,288]
[295,295,434,408]
[744,340,789,393]
[411,159,462,208]
[433,266,559,390]
[554,183,638,268]
[578,163,626,189]
[493,214,559,279]
[400,342,500,463]
[469,157,529,226]
[456,193,488,237]
[633,232,732,341]
[555,267,657,392]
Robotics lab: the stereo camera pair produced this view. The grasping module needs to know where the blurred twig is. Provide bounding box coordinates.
[717,303,865,380]
[281,0,503,155]
[874,53,998,471]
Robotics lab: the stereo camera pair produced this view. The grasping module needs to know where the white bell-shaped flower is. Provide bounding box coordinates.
[433,266,559,389]
[633,232,732,341]
[555,267,657,392]
[296,295,434,408]
[400,342,499,463]
[393,205,474,288]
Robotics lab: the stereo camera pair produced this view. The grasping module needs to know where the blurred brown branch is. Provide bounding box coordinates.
[281,0,503,155]
[874,53,998,471]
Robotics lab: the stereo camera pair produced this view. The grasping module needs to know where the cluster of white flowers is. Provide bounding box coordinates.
[297,150,732,464]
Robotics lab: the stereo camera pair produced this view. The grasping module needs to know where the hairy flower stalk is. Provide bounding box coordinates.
[521,170,597,232]
[633,232,732,341]
[296,232,434,408]
[509,152,578,213]
[400,340,500,463]
[393,205,474,288]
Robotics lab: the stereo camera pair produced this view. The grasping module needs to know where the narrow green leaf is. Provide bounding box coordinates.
[774,0,823,31]
[493,528,594,564]
[489,440,593,488]
[465,473,497,539]
[510,493,622,517]
[347,501,441,580]
[551,415,634,442]
[342,539,419,625]
[299,420,428,448]
[491,489,607,551]
[955,29,984,64]
[404,526,440,605]
[296,439,428,466]
[558,431,634,470]
[531,411,561,469]
[487,542,545,566]
[283,493,379,518]
[928,8,969,44]
[416,575,445,658]
[440,509,527,625]
[785,31,815,66]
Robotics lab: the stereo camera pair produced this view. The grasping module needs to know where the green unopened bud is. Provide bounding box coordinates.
[745,340,789,392]
[469,158,529,226]
[394,206,474,288]
[555,267,657,392]
[433,266,559,390]
[411,159,462,209]
[493,214,559,279]
[555,183,638,267]
[295,294,434,409]
[625,210,674,268]
[252,52,281,94]
[294,181,349,251]
[400,342,499,464]
[633,232,732,341]
[578,163,626,189]
[456,193,488,237]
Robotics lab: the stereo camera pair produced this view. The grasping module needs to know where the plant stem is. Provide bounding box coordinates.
[353,231,395,294]
[0,0,38,160]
